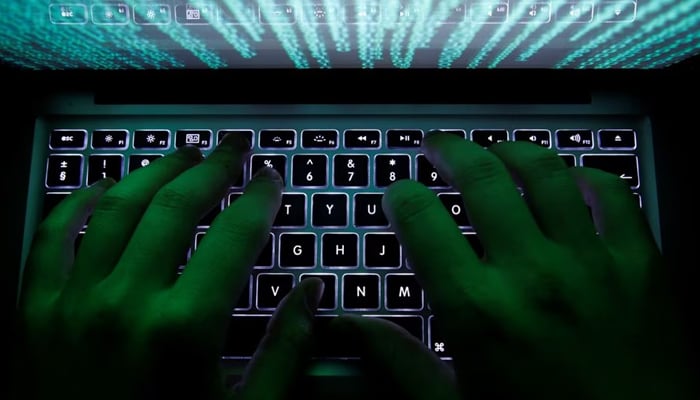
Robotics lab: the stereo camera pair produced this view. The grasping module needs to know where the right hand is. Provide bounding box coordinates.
[333,133,697,400]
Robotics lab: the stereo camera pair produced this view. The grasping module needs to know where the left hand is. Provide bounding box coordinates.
[13,135,324,400]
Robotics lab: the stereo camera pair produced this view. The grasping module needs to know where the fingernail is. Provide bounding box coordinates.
[90,177,116,191]
[253,166,284,186]
[303,278,325,315]
[218,132,251,153]
[177,145,204,161]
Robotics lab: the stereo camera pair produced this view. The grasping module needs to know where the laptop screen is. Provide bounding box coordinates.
[1,0,698,70]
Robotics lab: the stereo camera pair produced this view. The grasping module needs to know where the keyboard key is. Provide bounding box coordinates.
[251,155,287,183]
[581,154,639,188]
[257,273,295,309]
[387,129,423,148]
[379,316,423,342]
[434,129,467,139]
[274,193,306,227]
[416,154,448,187]
[134,130,170,149]
[176,130,212,149]
[559,154,576,167]
[634,193,642,208]
[343,274,380,310]
[292,155,327,187]
[92,130,128,149]
[46,155,83,188]
[87,155,123,185]
[514,129,552,148]
[598,129,636,149]
[429,316,451,357]
[334,155,369,187]
[301,129,339,149]
[463,232,485,258]
[375,155,410,187]
[197,202,222,226]
[312,193,348,227]
[354,193,388,227]
[218,129,254,148]
[385,274,423,310]
[322,233,358,268]
[556,129,593,149]
[43,192,69,219]
[364,233,401,268]
[279,233,316,268]
[227,192,242,206]
[438,193,471,227]
[259,129,296,149]
[300,274,337,310]
[344,129,381,148]
[128,154,163,172]
[50,129,87,149]
[255,233,274,268]
[223,315,270,358]
[471,129,507,147]
[312,315,361,358]
[235,276,252,310]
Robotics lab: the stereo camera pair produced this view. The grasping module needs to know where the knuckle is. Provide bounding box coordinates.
[383,180,436,224]
[455,153,507,187]
[151,186,196,211]
[215,209,270,243]
[94,190,143,215]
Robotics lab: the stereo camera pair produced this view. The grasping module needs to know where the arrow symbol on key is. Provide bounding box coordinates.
[620,174,632,180]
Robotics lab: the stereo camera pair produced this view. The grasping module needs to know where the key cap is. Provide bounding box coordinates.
[176,129,212,149]
[273,193,306,227]
[134,130,170,149]
[334,155,369,187]
[222,315,270,358]
[312,193,348,227]
[559,154,576,167]
[279,233,316,268]
[259,129,296,149]
[251,155,287,183]
[353,193,388,227]
[46,155,83,188]
[344,129,381,149]
[514,129,552,148]
[87,155,123,185]
[432,129,467,139]
[385,274,423,310]
[257,273,294,309]
[438,193,471,227]
[50,129,87,149]
[128,154,163,172]
[375,155,410,187]
[292,154,327,187]
[598,129,636,149]
[322,233,358,268]
[364,233,401,268]
[255,233,274,268]
[301,129,339,149]
[387,129,423,148]
[235,276,252,310]
[416,154,448,187]
[300,274,337,310]
[556,129,593,149]
[218,129,254,148]
[92,130,128,149]
[312,315,360,358]
[471,129,507,147]
[343,274,380,310]
[463,232,485,258]
[197,201,222,226]
[429,316,451,357]
[581,154,639,188]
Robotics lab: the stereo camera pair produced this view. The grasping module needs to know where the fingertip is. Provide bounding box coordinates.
[300,277,325,315]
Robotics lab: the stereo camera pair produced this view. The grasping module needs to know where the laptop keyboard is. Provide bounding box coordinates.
[41,124,642,360]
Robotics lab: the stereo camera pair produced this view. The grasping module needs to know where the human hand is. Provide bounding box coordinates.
[13,135,324,400]
[336,132,696,399]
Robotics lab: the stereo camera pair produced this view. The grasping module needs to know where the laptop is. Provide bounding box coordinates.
[4,0,699,395]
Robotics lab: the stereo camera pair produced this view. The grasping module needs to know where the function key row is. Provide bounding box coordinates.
[49,128,638,151]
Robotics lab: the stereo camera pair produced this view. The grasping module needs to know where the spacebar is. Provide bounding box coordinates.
[222,315,271,358]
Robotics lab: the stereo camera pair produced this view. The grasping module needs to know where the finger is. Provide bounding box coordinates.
[234,278,324,400]
[69,146,203,288]
[329,315,460,400]
[176,166,283,315]
[113,134,250,288]
[571,167,659,256]
[489,141,598,245]
[422,132,544,261]
[21,179,114,303]
[382,179,481,316]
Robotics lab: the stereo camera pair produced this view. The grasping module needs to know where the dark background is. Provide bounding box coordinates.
[4,60,698,373]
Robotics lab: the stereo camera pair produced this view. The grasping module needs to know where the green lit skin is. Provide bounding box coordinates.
[2,0,699,69]
[14,135,325,400]
[332,133,697,399]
